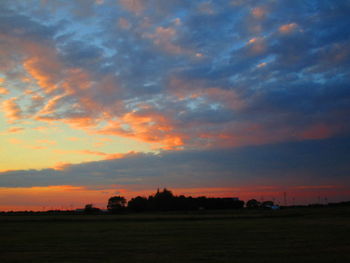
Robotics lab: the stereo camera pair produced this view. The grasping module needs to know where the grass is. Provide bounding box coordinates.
[1,207,350,262]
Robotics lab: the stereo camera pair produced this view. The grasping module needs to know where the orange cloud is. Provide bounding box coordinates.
[67,137,81,142]
[27,145,47,150]
[0,33,62,97]
[15,37,115,131]
[247,37,266,54]
[119,0,145,14]
[53,162,71,171]
[145,26,183,54]
[103,151,135,160]
[61,116,98,129]
[173,18,181,26]
[118,17,131,29]
[61,68,93,92]
[8,138,24,144]
[1,35,101,130]
[99,109,185,150]
[2,27,177,150]
[37,93,67,116]
[22,48,62,93]
[79,150,108,156]
[36,139,57,145]
[257,62,267,68]
[194,122,302,149]
[279,23,298,34]
[251,7,266,19]
[299,124,335,140]
[0,87,9,95]
[32,126,50,132]
[2,97,23,121]
[144,26,199,57]
[53,149,134,161]
[7,127,24,133]
[30,94,45,103]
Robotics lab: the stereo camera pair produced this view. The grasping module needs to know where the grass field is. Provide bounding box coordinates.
[1,207,350,262]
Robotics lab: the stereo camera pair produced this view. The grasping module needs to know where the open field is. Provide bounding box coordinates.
[1,207,350,263]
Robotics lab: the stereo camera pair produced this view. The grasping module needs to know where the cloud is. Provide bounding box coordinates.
[0,0,349,152]
[118,17,131,29]
[23,51,62,93]
[53,148,132,160]
[2,98,23,121]
[0,137,349,188]
[6,127,24,133]
[0,87,9,95]
[1,1,350,208]
[0,78,9,95]
[144,26,185,55]
[251,7,266,19]
[36,139,56,145]
[119,0,146,14]
[279,23,299,34]
[8,138,23,144]
[99,109,185,150]
[246,37,266,54]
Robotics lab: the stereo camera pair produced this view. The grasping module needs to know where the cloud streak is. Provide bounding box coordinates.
[1,137,349,189]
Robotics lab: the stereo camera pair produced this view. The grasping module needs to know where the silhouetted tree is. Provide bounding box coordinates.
[84,204,101,214]
[108,188,245,212]
[128,196,148,212]
[232,199,245,209]
[246,199,260,208]
[153,188,175,211]
[107,196,126,213]
[154,188,174,199]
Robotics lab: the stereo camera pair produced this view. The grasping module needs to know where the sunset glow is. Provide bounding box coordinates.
[1,1,350,210]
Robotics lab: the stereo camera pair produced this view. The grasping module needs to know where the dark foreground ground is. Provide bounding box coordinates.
[1,206,350,263]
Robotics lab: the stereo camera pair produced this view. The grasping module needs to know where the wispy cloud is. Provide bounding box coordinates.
[2,98,24,122]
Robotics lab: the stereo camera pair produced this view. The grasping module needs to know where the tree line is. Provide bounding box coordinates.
[87,188,246,213]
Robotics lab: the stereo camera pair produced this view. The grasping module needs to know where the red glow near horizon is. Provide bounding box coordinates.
[1,185,349,212]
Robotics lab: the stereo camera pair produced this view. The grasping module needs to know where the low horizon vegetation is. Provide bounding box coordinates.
[2,188,349,214]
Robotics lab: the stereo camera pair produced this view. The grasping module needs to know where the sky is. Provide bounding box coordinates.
[0,0,350,211]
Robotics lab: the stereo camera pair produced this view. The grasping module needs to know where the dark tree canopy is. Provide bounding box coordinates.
[84,204,101,214]
[128,196,148,212]
[115,188,244,212]
[246,199,260,208]
[107,196,126,213]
